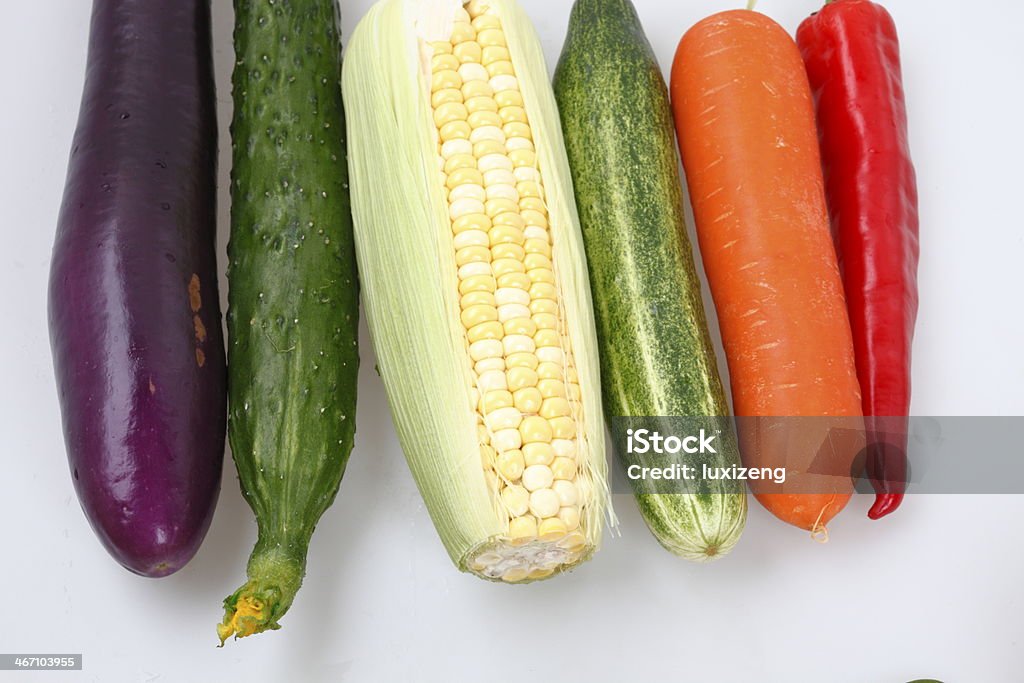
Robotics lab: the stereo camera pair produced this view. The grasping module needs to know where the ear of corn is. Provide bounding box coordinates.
[343,0,611,582]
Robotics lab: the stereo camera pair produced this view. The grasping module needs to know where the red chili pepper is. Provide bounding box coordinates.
[797,0,920,519]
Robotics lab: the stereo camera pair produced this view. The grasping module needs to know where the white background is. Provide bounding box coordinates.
[2,1,1022,681]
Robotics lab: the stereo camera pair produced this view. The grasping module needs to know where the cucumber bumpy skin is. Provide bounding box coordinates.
[218,0,359,643]
[554,0,746,559]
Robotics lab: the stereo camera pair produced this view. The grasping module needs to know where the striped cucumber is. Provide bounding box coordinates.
[554,0,746,559]
[218,0,359,642]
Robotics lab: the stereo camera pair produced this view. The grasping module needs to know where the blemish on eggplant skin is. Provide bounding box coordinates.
[149,378,156,394]
[195,348,206,368]
[193,314,207,343]
[188,274,202,312]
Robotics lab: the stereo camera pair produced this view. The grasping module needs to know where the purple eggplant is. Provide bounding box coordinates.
[49,0,224,577]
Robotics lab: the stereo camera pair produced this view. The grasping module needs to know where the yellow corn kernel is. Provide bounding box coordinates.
[447,167,484,189]
[521,209,548,228]
[439,120,471,142]
[527,284,556,304]
[487,60,516,77]
[532,270,557,286]
[452,212,492,235]
[489,225,524,247]
[514,387,543,414]
[552,438,576,459]
[492,211,526,230]
[491,427,521,452]
[485,198,519,218]
[497,449,525,481]
[461,304,497,329]
[506,135,534,151]
[486,406,523,432]
[443,153,476,174]
[460,291,495,309]
[473,139,504,158]
[503,122,532,140]
[524,238,551,258]
[471,13,501,30]
[477,28,506,48]
[505,352,539,370]
[479,389,513,412]
[482,45,510,64]
[459,274,496,295]
[453,40,483,64]
[549,416,576,440]
[538,517,568,541]
[455,245,491,266]
[503,318,537,337]
[476,357,505,374]
[536,361,562,380]
[520,415,552,444]
[551,456,576,481]
[558,506,581,531]
[432,53,460,72]
[497,272,531,291]
[522,441,553,467]
[537,379,566,399]
[540,397,571,419]
[465,95,498,114]
[507,366,539,392]
[501,484,530,517]
[468,111,503,129]
[474,347,505,371]
[492,243,525,261]
[491,257,525,277]
[462,80,493,100]
[533,329,560,348]
[501,111,528,129]
[450,22,476,44]
[532,313,559,331]
[553,480,578,506]
[508,515,537,543]
[494,89,524,108]
[431,87,463,108]
[529,488,560,519]
[467,320,503,343]
[459,62,489,83]
[522,464,554,491]
[519,197,546,214]
[432,69,462,92]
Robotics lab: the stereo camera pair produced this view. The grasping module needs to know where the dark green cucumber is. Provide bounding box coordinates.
[554,0,746,559]
[219,0,359,642]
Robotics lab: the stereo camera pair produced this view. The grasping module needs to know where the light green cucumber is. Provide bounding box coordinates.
[554,0,746,559]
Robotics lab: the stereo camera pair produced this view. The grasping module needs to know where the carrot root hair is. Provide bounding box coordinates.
[809,504,830,543]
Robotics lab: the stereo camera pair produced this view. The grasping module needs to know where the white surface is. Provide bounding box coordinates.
[1,1,1022,681]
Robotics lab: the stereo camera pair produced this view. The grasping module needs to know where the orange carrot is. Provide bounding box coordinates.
[670,10,864,534]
